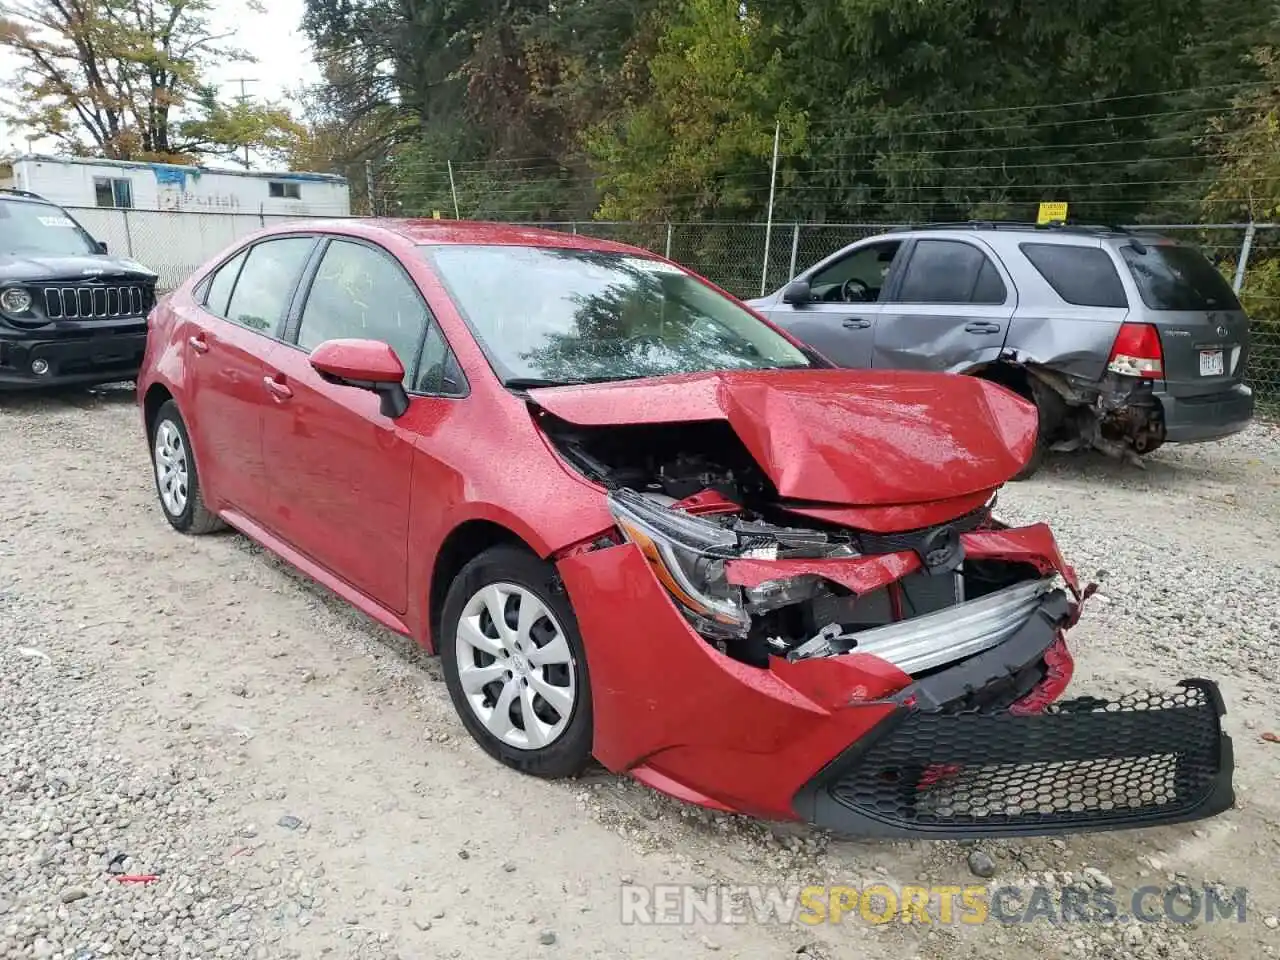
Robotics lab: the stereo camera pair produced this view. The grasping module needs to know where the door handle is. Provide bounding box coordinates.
[262,375,293,401]
[964,322,1002,334]
[188,335,209,354]
[842,318,872,329]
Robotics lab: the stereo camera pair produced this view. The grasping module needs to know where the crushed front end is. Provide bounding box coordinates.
[539,401,1234,837]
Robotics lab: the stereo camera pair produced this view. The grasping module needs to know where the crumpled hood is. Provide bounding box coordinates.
[528,369,1037,506]
[0,253,157,283]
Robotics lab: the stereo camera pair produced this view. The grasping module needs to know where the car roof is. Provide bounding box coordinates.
[318,217,655,257]
[0,188,58,204]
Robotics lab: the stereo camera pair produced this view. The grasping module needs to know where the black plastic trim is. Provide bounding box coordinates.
[792,596,1235,838]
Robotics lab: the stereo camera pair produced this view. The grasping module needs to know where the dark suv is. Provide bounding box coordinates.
[0,189,158,390]
[749,222,1254,476]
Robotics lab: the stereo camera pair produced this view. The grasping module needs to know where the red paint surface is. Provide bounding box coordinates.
[308,338,406,383]
[137,217,1081,824]
[726,551,922,593]
[528,370,1037,505]
[783,488,995,534]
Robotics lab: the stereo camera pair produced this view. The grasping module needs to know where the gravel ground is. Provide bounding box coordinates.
[1,386,1279,960]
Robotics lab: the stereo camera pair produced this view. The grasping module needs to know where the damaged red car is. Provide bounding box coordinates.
[137,220,1234,837]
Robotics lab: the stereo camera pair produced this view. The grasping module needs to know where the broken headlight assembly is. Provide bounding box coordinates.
[606,488,853,637]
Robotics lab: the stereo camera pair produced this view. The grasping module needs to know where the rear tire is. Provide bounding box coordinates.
[148,400,224,534]
[440,545,593,779]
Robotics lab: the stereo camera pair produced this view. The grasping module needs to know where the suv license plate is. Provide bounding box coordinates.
[1199,350,1224,376]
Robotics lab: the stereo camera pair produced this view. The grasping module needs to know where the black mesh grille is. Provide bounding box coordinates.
[818,681,1231,835]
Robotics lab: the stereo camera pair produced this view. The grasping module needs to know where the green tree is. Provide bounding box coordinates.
[0,0,299,164]
[585,0,801,221]
[1204,46,1280,402]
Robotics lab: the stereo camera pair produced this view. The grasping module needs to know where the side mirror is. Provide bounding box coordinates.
[96,240,108,255]
[309,338,410,419]
[782,280,812,305]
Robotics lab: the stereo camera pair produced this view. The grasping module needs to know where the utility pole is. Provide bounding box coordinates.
[365,159,376,216]
[227,78,258,169]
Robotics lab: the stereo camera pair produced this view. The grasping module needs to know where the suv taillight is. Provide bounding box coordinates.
[1107,322,1164,378]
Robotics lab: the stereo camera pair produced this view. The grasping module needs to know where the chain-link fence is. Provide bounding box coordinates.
[66,206,1280,407]
[64,206,345,292]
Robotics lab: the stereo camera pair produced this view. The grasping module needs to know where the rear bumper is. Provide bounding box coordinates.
[0,332,146,388]
[1157,383,1254,443]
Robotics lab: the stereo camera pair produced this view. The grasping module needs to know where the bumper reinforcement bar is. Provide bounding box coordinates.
[794,678,1234,838]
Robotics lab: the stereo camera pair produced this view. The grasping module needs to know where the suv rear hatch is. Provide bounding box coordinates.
[1114,240,1250,398]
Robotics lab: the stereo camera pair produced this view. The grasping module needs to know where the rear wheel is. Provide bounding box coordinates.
[440,545,593,778]
[149,400,224,534]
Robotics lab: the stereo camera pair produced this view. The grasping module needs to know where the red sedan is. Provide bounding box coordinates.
[137,219,1233,837]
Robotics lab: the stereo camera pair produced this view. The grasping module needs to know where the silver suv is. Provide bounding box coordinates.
[748,222,1254,476]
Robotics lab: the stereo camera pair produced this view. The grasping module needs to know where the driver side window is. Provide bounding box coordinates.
[808,240,901,304]
[296,239,430,388]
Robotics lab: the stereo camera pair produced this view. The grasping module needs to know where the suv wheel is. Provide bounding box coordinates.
[149,400,224,534]
[440,545,593,778]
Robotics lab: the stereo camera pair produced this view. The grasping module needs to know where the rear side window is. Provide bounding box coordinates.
[894,239,1007,304]
[1020,244,1128,308]
[225,237,315,333]
[1120,243,1241,311]
[203,250,247,318]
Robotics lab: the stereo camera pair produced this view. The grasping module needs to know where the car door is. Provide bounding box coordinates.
[181,236,316,518]
[874,237,1016,371]
[759,239,905,368]
[258,237,436,614]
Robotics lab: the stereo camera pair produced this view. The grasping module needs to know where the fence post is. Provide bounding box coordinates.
[121,209,135,257]
[788,223,800,281]
[259,203,265,228]
[1233,222,1256,294]
[665,222,673,260]
[760,120,782,296]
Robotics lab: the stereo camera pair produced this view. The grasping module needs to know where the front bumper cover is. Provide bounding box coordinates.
[794,596,1234,838]
[0,330,146,387]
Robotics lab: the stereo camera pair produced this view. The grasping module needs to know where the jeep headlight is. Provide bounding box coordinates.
[0,288,33,314]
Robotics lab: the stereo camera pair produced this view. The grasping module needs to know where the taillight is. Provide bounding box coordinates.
[1107,322,1164,378]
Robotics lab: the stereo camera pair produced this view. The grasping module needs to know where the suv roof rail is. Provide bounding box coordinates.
[891,219,1137,236]
[0,187,50,202]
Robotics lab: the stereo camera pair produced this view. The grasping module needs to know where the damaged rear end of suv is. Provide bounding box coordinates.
[536,371,1235,838]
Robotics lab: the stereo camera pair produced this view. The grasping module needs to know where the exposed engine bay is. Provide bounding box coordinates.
[538,412,1053,672]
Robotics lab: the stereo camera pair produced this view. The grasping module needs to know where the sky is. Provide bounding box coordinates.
[0,0,320,166]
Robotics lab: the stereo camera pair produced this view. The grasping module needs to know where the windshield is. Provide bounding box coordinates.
[420,244,811,385]
[0,200,99,257]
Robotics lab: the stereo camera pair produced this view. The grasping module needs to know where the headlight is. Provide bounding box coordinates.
[606,488,855,637]
[0,288,33,314]
[608,488,749,632]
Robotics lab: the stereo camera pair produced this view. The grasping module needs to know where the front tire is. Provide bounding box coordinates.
[440,545,593,778]
[149,400,224,534]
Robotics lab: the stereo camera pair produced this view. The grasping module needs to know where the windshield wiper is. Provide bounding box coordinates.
[502,377,591,390]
